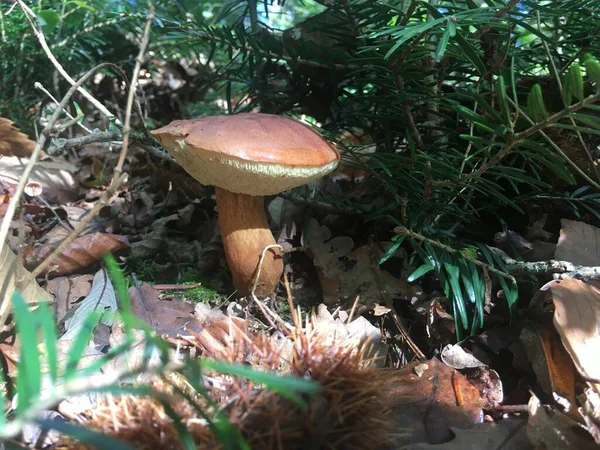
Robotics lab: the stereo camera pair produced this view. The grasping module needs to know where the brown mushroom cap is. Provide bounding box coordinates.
[151,113,341,196]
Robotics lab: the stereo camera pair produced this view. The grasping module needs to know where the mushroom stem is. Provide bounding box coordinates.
[215,187,283,297]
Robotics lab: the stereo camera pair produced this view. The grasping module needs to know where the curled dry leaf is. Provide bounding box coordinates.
[304,218,413,304]
[579,383,600,444]
[399,418,529,450]
[60,269,117,343]
[520,322,577,413]
[23,232,130,276]
[128,283,195,337]
[527,393,597,450]
[0,117,36,157]
[384,358,484,446]
[441,344,487,369]
[555,219,600,266]
[551,278,600,382]
[0,244,53,323]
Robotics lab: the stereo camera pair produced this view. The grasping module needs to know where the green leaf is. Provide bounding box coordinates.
[37,10,60,34]
[379,234,405,265]
[37,301,59,382]
[407,261,435,282]
[527,84,548,122]
[496,75,511,124]
[585,57,600,85]
[64,311,103,380]
[13,292,41,414]
[435,25,452,63]
[36,418,135,450]
[564,62,584,104]
[384,17,447,59]
[443,262,468,330]
[103,253,133,318]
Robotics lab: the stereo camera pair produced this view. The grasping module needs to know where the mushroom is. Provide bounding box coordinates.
[151,113,340,297]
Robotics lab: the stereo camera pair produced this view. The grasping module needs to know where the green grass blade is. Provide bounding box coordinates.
[12,292,41,414]
[64,311,102,380]
[35,418,135,450]
[37,301,59,382]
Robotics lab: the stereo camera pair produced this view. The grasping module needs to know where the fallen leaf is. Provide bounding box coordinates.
[551,278,600,382]
[441,344,487,369]
[23,232,130,276]
[0,117,36,157]
[304,218,413,305]
[555,219,600,265]
[399,418,529,449]
[128,283,195,336]
[580,383,600,444]
[60,269,117,344]
[527,393,597,450]
[0,243,53,324]
[46,274,94,323]
[520,322,577,413]
[383,358,484,446]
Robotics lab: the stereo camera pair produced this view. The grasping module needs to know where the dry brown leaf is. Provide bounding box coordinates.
[579,383,600,444]
[0,243,53,322]
[383,358,484,446]
[520,322,577,413]
[128,283,195,336]
[551,278,600,382]
[555,219,600,265]
[0,118,36,157]
[527,393,597,450]
[46,274,94,323]
[400,418,530,450]
[304,218,413,304]
[23,232,130,276]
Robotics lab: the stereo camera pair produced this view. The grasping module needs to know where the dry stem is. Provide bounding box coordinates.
[15,0,119,123]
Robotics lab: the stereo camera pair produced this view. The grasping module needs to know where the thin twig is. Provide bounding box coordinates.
[536,10,599,182]
[34,82,92,134]
[15,0,119,124]
[0,62,119,325]
[393,225,516,283]
[28,2,155,280]
[472,0,520,39]
[506,97,600,190]
[433,91,600,187]
[504,258,600,280]
[250,244,284,297]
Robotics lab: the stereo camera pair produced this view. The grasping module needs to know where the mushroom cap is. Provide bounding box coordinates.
[151,113,341,196]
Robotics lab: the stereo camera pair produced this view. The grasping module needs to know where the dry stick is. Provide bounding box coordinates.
[504,259,600,280]
[393,225,517,283]
[15,0,119,124]
[0,64,116,249]
[250,244,284,297]
[34,82,92,134]
[433,91,600,188]
[28,4,155,281]
[0,61,121,325]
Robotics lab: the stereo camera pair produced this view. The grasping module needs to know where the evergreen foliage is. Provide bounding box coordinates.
[2,0,600,334]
